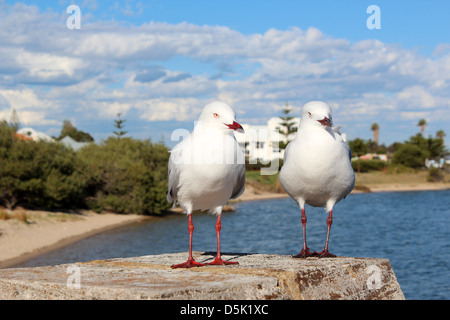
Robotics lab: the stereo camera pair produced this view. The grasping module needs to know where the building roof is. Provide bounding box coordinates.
[17,128,54,142]
[60,136,90,151]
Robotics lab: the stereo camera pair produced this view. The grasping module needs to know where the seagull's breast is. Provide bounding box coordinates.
[175,132,244,211]
[279,127,355,208]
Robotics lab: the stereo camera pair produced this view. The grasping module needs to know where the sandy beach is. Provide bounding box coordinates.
[0,210,146,269]
[0,178,448,269]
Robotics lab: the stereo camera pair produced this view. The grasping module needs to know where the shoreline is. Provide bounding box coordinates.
[0,211,149,269]
[352,183,450,193]
[1,182,448,269]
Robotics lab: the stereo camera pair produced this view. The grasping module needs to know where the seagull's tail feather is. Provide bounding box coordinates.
[166,190,174,203]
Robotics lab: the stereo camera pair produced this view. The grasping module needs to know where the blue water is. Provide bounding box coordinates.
[15,190,450,300]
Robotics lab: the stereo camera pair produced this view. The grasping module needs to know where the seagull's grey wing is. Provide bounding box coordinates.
[343,140,352,161]
[283,140,292,163]
[332,125,342,135]
[231,164,246,199]
[166,143,184,204]
[166,157,177,204]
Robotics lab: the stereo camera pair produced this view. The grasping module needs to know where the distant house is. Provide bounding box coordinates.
[13,133,33,141]
[359,153,388,161]
[425,158,445,169]
[16,128,54,142]
[235,117,300,163]
[60,136,90,151]
[15,127,91,151]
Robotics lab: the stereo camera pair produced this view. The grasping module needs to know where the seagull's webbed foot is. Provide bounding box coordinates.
[313,250,336,258]
[293,248,316,258]
[206,256,239,266]
[171,258,205,269]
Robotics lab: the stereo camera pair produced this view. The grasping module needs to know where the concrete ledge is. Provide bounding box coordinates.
[0,252,404,300]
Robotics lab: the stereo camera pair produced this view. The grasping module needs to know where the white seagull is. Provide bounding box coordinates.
[279,101,355,258]
[167,101,245,268]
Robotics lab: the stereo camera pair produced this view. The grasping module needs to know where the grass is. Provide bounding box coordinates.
[355,170,450,186]
[44,212,83,223]
[0,209,9,220]
[246,167,450,193]
[0,208,84,225]
[0,208,29,223]
[245,170,285,193]
[246,170,279,186]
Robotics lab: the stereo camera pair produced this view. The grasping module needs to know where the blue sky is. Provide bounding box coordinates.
[19,0,449,53]
[41,0,450,53]
[0,0,449,148]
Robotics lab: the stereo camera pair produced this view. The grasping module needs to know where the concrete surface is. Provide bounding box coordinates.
[0,252,404,300]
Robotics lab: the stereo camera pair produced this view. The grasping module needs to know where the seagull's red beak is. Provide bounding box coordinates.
[318,117,332,127]
[225,121,244,133]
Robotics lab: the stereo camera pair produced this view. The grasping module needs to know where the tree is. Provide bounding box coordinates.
[392,144,428,168]
[348,138,368,173]
[409,133,445,158]
[278,102,297,150]
[0,122,87,209]
[348,138,368,158]
[78,137,171,214]
[371,123,379,146]
[57,120,94,142]
[436,130,445,143]
[388,142,403,154]
[417,119,427,135]
[113,113,128,139]
[9,109,21,133]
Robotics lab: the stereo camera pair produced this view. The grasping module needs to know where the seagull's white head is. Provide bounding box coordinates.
[301,101,333,129]
[197,101,244,133]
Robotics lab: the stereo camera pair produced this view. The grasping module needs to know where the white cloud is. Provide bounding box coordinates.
[0,88,60,126]
[91,101,132,118]
[136,98,202,121]
[0,3,449,145]
[16,50,85,80]
[0,88,56,110]
[397,86,436,109]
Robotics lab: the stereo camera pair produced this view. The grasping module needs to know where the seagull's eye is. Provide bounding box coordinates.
[213,113,220,118]
[307,112,312,118]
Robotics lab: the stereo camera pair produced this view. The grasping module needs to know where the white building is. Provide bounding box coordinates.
[17,128,55,142]
[235,117,300,163]
[60,136,91,151]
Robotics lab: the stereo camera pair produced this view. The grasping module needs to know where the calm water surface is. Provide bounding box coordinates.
[16,190,450,300]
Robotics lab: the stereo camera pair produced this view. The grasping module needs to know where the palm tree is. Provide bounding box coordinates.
[417,119,427,135]
[371,123,379,146]
[436,130,445,142]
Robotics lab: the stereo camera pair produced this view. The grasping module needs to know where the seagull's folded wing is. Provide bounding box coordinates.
[231,164,245,199]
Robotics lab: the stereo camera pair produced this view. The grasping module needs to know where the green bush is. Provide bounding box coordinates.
[0,121,171,214]
[392,144,428,168]
[351,159,387,172]
[427,167,444,182]
[78,137,170,215]
[0,122,87,209]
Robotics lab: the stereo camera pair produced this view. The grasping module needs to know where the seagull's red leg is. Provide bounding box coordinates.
[316,210,336,258]
[293,208,315,258]
[207,214,238,266]
[172,214,205,268]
